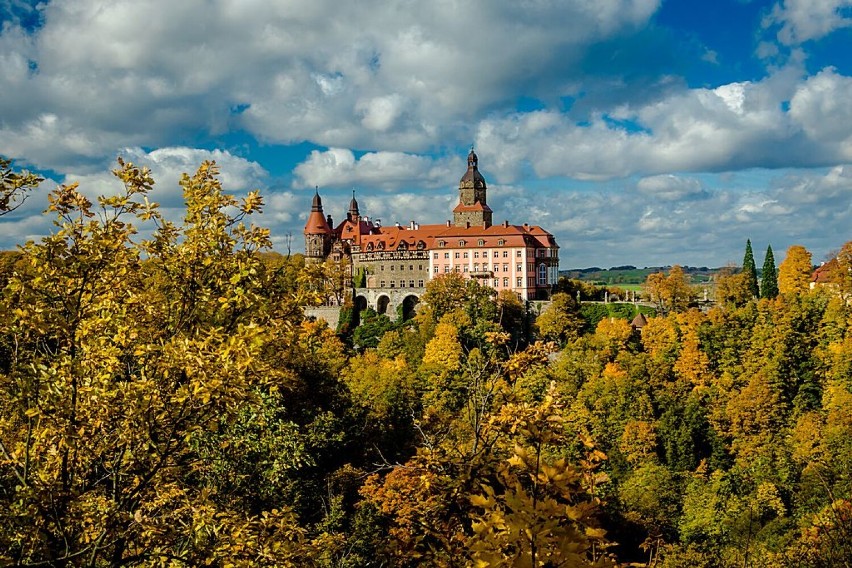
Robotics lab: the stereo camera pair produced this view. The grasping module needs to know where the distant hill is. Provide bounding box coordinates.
[560,265,720,286]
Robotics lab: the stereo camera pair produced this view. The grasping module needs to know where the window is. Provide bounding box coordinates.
[517,264,522,272]
[516,277,522,287]
[380,280,386,287]
[483,263,488,270]
[400,280,406,288]
[444,265,450,272]
[473,263,479,271]
[419,264,423,270]
[503,277,509,287]
[455,252,460,258]
[454,266,460,272]
[444,252,450,259]
[493,251,499,258]
[409,280,415,288]
[390,281,395,288]
[478,239,485,246]
[503,263,508,272]
[494,265,499,272]
[380,265,385,271]
[493,279,499,287]
[439,240,445,247]
[503,251,508,258]
[390,265,394,271]
[464,252,469,258]
[464,266,469,273]
[528,277,534,286]
[433,267,439,273]
[474,252,479,258]
[433,253,438,259]
[516,250,522,257]
[409,265,414,271]
[538,264,547,285]
[418,279,424,287]
[459,240,466,246]
[537,249,545,258]
[498,239,504,246]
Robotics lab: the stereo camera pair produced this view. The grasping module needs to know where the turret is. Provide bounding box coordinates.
[304,188,333,262]
[453,146,493,227]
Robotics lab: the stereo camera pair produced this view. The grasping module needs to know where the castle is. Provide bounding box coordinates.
[304,149,559,316]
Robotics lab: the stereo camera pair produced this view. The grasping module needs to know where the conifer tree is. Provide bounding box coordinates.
[761,244,779,299]
[743,239,759,298]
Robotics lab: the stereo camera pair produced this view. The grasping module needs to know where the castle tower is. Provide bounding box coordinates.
[304,188,332,263]
[453,147,493,227]
[347,189,360,222]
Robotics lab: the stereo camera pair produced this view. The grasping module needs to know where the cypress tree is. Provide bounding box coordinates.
[743,239,759,298]
[761,244,779,299]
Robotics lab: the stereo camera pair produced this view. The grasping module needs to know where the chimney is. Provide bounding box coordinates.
[503,220,509,228]
[466,221,470,228]
[446,220,451,227]
[409,220,415,230]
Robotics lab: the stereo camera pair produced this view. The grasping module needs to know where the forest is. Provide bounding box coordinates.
[1,159,852,567]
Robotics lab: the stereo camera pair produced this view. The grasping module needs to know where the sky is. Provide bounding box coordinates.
[1,0,851,268]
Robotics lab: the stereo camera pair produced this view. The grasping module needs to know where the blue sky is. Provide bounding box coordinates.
[1,0,851,268]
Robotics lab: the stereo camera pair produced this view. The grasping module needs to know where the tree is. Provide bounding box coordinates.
[760,245,778,299]
[536,292,585,346]
[0,156,42,215]
[742,239,759,299]
[644,265,695,314]
[714,266,752,308]
[0,160,320,565]
[826,240,852,302]
[778,245,813,295]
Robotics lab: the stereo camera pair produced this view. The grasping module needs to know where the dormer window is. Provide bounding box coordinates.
[459,240,466,246]
[498,239,505,246]
[439,240,446,247]
[478,239,485,246]
[366,243,374,251]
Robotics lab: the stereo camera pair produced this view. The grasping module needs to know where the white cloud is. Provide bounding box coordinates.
[766,0,852,45]
[292,148,457,190]
[637,174,707,200]
[0,0,661,169]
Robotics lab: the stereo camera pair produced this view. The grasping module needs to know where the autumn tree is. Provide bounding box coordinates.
[714,266,753,308]
[826,240,852,302]
[778,244,813,295]
[536,292,585,346]
[742,239,759,299]
[0,160,322,565]
[644,265,695,314]
[0,156,42,215]
[760,244,778,299]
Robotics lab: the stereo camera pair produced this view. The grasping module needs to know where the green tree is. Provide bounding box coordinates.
[742,239,759,299]
[760,245,778,299]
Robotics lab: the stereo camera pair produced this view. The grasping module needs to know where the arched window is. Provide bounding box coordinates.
[478,239,485,246]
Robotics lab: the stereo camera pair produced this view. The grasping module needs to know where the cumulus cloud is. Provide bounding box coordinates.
[637,174,708,200]
[765,0,852,45]
[292,148,458,190]
[0,0,661,170]
[474,65,852,182]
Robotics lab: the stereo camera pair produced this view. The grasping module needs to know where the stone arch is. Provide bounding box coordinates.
[401,295,420,321]
[355,295,368,312]
[376,295,390,315]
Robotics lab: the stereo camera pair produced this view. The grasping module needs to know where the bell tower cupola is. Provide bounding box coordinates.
[453,146,493,227]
